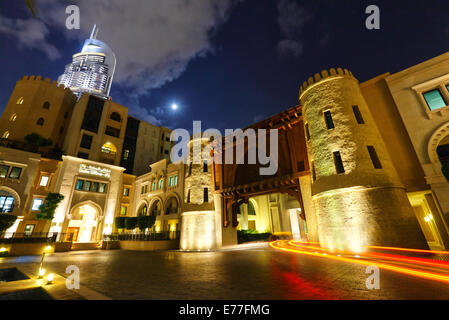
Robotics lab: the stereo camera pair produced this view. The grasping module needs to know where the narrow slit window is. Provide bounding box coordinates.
[352,105,365,124]
[305,123,310,141]
[311,161,316,182]
[324,111,335,129]
[367,146,382,169]
[204,188,209,203]
[333,151,345,174]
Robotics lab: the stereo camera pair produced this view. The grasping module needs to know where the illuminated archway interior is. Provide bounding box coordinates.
[68,204,99,242]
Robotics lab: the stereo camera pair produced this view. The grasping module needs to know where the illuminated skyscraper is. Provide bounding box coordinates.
[58,25,116,100]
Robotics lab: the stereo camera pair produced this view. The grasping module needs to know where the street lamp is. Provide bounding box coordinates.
[38,245,52,278]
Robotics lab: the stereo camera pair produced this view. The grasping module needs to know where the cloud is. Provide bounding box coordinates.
[0,14,60,60]
[35,0,236,95]
[277,0,312,57]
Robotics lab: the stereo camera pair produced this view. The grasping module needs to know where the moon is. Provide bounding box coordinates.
[171,103,178,110]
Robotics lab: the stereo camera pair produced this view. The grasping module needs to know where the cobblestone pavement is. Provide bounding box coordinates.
[1,247,449,300]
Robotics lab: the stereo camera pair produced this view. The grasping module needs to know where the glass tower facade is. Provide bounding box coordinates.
[58,25,116,100]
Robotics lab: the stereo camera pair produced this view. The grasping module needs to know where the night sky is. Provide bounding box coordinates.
[1,0,449,133]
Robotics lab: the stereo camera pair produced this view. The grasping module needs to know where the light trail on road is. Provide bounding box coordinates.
[270,240,449,285]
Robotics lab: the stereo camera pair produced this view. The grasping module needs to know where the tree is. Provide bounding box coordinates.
[25,0,36,16]
[0,214,17,234]
[137,215,156,232]
[125,217,138,230]
[24,133,52,147]
[36,193,64,220]
[115,217,127,230]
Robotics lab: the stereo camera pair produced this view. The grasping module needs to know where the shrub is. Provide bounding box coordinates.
[36,193,64,220]
[24,133,52,147]
[137,215,156,232]
[0,250,8,257]
[125,217,138,230]
[442,162,449,182]
[115,217,127,230]
[237,230,272,244]
[0,214,17,234]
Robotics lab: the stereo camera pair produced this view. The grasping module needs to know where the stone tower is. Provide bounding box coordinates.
[0,76,76,148]
[299,68,428,252]
[179,137,217,250]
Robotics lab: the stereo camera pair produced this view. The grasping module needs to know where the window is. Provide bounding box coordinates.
[0,165,9,178]
[110,112,121,122]
[105,126,120,138]
[91,182,99,192]
[141,186,145,194]
[99,183,107,193]
[152,182,156,191]
[203,162,208,173]
[311,161,316,182]
[333,151,345,174]
[24,224,34,236]
[37,118,44,126]
[423,89,447,111]
[187,190,191,203]
[9,114,17,122]
[168,175,178,187]
[39,175,49,187]
[16,97,24,105]
[158,179,163,189]
[77,152,89,159]
[164,149,169,155]
[0,196,14,213]
[2,131,9,139]
[83,181,91,192]
[9,167,22,179]
[123,149,130,161]
[189,162,192,176]
[31,198,44,211]
[64,112,68,119]
[101,142,117,155]
[204,188,209,203]
[120,206,127,216]
[367,146,382,169]
[123,188,130,197]
[324,111,335,129]
[75,180,84,190]
[80,134,93,149]
[305,123,310,141]
[43,102,50,109]
[352,105,365,124]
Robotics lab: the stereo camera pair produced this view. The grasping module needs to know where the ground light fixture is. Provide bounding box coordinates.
[38,268,46,279]
[46,273,54,285]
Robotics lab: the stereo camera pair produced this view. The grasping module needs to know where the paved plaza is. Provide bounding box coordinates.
[2,246,449,300]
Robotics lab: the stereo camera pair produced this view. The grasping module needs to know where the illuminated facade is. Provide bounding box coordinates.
[1,43,449,253]
[58,25,116,100]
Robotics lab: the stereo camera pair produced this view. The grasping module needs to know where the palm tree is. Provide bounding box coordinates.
[25,0,36,16]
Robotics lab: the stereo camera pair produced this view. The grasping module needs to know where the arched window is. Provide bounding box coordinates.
[139,204,148,216]
[166,197,179,214]
[42,102,50,109]
[248,201,256,215]
[16,97,24,105]
[0,191,15,213]
[110,112,121,122]
[150,200,162,216]
[101,142,117,155]
[2,131,10,139]
[37,118,44,126]
[158,178,163,189]
[9,114,17,122]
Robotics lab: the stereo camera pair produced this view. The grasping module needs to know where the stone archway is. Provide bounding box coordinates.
[164,193,181,215]
[428,121,449,165]
[67,201,102,242]
[149,197,163,216]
